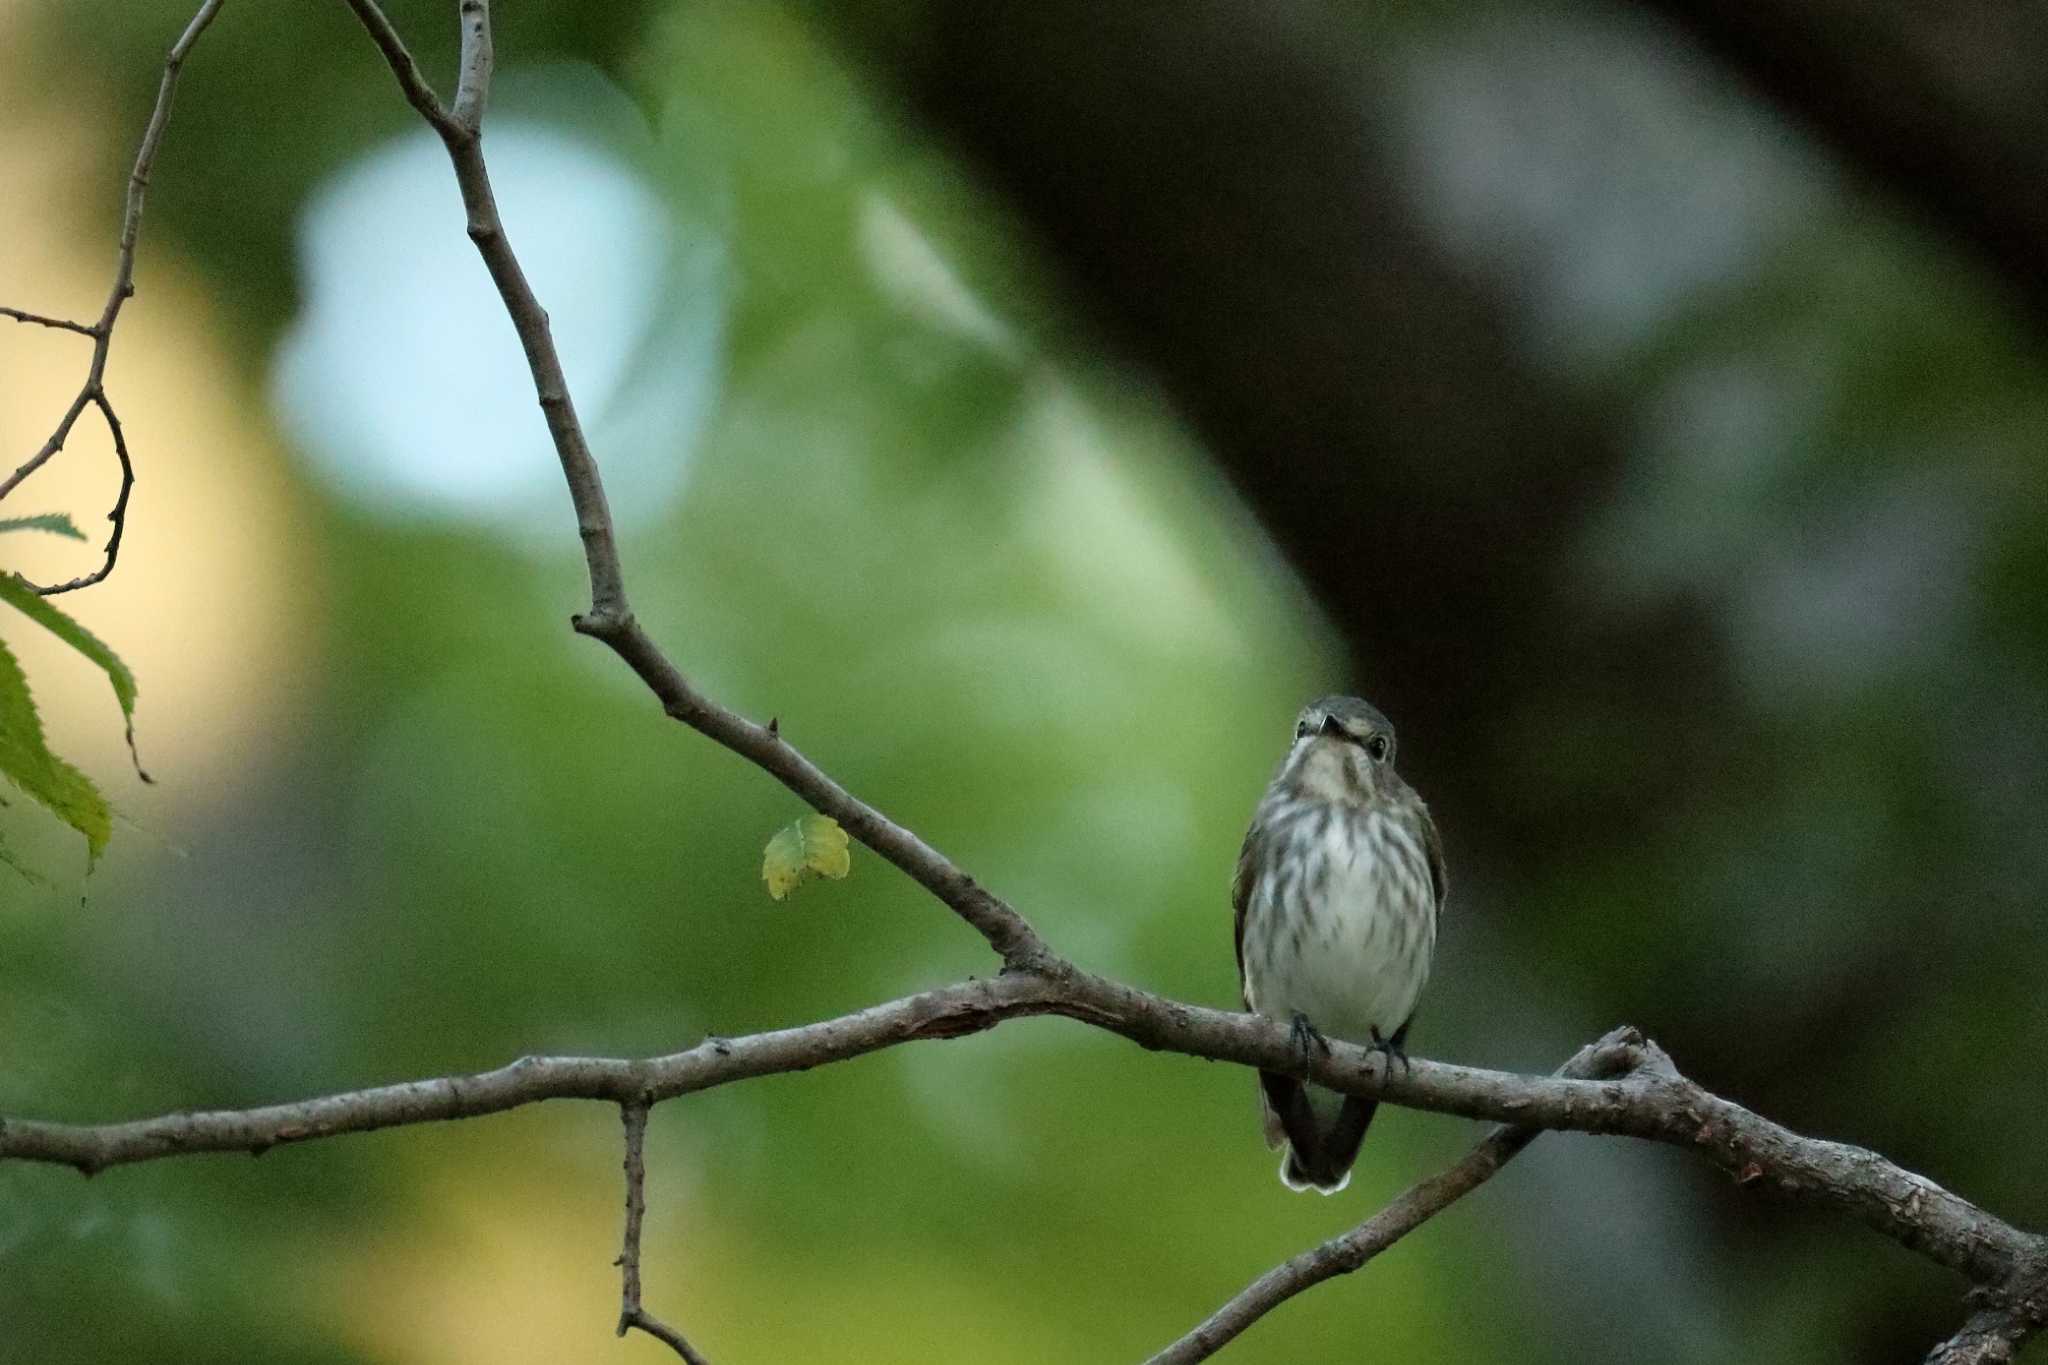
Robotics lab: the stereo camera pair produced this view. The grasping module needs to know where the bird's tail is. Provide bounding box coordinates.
[1259,1072,1378,1195]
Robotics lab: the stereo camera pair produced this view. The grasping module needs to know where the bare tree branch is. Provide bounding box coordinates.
[339,0,1051,973]
[447,0,493,134]
[1146,1031,1641,1364]
[6,2,2039,1358]
[0,975,1045,1170]
[1925,1301,2039,1365]
[0,306,97,336]
[615,1103,713,1364]
[0,0,225,595]
[335,0,459,137]
[4,970,2041,1313]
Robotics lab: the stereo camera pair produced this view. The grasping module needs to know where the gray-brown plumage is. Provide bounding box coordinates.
[1233,696,1444,1193]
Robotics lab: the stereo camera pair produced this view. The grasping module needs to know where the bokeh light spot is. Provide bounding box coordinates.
[272,69,724,537]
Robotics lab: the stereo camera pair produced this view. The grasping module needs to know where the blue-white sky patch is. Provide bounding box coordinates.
[271,66,726,539]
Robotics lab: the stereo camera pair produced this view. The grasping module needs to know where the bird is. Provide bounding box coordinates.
[1232,695,1445,1194]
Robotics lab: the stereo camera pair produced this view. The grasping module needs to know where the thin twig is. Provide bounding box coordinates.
[31,393,135,596]
[615,1104,648,1325]
[336,0,459,136]
[615,1103,713,1364]
[1146,1031,1641,1363]
[448,0,493,133]
[339,0,1049,970]
[622,1306,713,1364]
[0,306,96,336]
[0,0,226,597]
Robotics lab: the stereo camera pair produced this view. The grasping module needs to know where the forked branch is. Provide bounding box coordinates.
[3,966,2043,1357]
[0,0,226,594]
[615,1102,714,1364]
[331,6,2048,1347]
[1145,1030,1642,1365]
[1,3,2041,1361]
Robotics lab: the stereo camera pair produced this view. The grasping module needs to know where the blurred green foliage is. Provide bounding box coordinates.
[4,2,2048,1364]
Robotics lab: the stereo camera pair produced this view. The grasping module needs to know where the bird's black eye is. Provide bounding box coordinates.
[1294,720,1311,740]
[1366,734,1390,761]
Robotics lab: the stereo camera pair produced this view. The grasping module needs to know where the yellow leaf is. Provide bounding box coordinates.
[762,813,852,900]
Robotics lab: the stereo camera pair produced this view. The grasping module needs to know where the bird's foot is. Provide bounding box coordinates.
[1368,1026,1412,1079]
[1289,1012,1331,1076]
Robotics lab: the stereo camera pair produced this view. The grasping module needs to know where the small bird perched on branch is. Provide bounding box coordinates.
[1234,696,1444,1193]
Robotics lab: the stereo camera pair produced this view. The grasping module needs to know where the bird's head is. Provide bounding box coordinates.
[1280,694,1400,805]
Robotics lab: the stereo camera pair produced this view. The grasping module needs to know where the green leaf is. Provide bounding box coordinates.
[762,812,852,900]
[0,572,145,778]
[0,513,86,541]
[0,635,110,870]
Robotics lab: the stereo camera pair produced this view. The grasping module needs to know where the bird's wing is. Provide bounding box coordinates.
[1235,825,1290,1150]
[1421,802,1448,932]
[1231,819,1264,1011]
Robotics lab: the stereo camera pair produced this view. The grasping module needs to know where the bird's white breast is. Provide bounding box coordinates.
[1241,802,1437,1047]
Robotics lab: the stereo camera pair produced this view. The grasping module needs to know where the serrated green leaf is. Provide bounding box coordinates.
[762,812,852,900]
[0,635,110,870]
[0,572,144,778]
[0,513,86,541]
